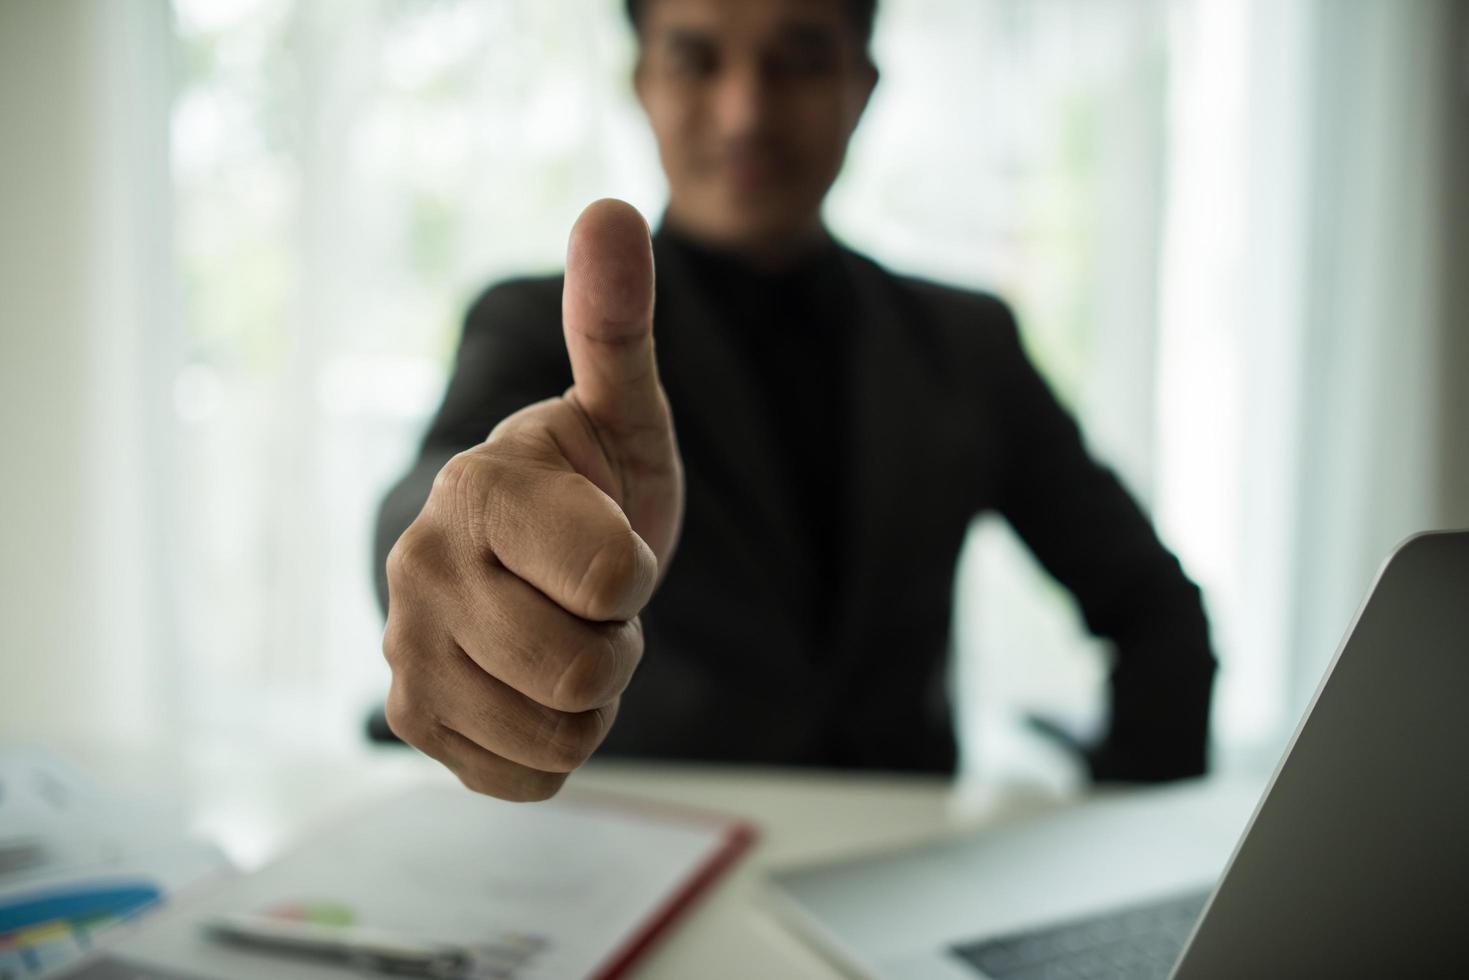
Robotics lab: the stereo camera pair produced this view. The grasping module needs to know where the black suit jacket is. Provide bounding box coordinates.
[375,231,1217,778]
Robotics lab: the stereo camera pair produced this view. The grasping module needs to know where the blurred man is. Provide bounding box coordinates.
[374,0,1216,801]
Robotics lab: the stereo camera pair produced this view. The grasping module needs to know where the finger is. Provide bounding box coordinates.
[562,199,665,439]
[432,440,658,622]
[430,642,619,775]
[382,590,579,801]
[439,728,568,802]
[419,721,568,803]
[450,563,644,714]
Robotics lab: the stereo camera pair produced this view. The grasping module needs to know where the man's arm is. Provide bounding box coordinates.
[983,300,1217,782]
[373,277,570,613]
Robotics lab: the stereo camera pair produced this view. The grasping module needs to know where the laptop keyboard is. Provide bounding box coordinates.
[949,888,1211,980]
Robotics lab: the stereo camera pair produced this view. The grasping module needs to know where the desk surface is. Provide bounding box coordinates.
[573,763,1064,979]
[54,739,1076,979]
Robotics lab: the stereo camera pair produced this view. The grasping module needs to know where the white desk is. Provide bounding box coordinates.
[52,739,1074,979]
[571,763,1064,979]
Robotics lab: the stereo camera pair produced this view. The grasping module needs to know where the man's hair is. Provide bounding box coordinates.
[623,0,878,52]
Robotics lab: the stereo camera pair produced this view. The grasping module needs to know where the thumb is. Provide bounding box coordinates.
[562,199,663,438]
[560,199,683,577]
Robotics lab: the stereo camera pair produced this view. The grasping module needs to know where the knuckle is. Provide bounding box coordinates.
[380,611,422,672]
[382,685,428,747]
[430,450,482,502]
[380,618,405,669]
[433,449,523,550]
[537,709,605,773]
[385,524,446,590]
[550,635,617,713]
[620,616,646,672]
[548,621,639,713]
[432,451,506,533]
[574,530,651,621]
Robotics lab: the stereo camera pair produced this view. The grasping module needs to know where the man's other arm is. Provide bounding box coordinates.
[373,277,569,613]
[982,300,1217,783]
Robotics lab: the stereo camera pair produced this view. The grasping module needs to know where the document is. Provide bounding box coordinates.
[0,748,231,979]
[63,783,755,980]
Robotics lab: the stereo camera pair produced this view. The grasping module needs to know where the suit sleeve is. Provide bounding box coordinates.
[983,299,1217,782]
[372,277,570,613]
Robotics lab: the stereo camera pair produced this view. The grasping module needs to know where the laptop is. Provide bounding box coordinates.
[769,529,1469,979]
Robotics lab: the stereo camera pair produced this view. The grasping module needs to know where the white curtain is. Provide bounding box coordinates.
[1272,0,1466,711]
[0,0,177,747]
[958,0,1466,785]
[1151,0,1466,761]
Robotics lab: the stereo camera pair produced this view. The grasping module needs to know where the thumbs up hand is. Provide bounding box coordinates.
[382,200,683,801]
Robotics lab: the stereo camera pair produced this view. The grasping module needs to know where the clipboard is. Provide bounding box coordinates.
[61,782,757,980]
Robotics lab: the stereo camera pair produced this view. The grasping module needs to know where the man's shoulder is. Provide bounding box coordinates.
[464,271,564,330]
[841,247,1022,352]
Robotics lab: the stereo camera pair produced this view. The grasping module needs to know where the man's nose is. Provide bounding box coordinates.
[711,62,771,139]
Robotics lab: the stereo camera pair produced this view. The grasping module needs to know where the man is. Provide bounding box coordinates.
[374,0,1216,802]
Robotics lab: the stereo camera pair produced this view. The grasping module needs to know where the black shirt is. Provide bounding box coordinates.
[662,228,853,640]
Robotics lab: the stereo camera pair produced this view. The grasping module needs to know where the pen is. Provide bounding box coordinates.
[204,913,473,978]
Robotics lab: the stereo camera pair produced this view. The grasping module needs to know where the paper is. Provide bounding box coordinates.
[67,784,752,980]
[0,749,232,979]
[0,844,231,978]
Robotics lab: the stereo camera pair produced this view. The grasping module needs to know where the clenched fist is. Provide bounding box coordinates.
[382,200,684,801]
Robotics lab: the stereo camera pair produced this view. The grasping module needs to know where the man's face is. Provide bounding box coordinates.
[634,0,877,253]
